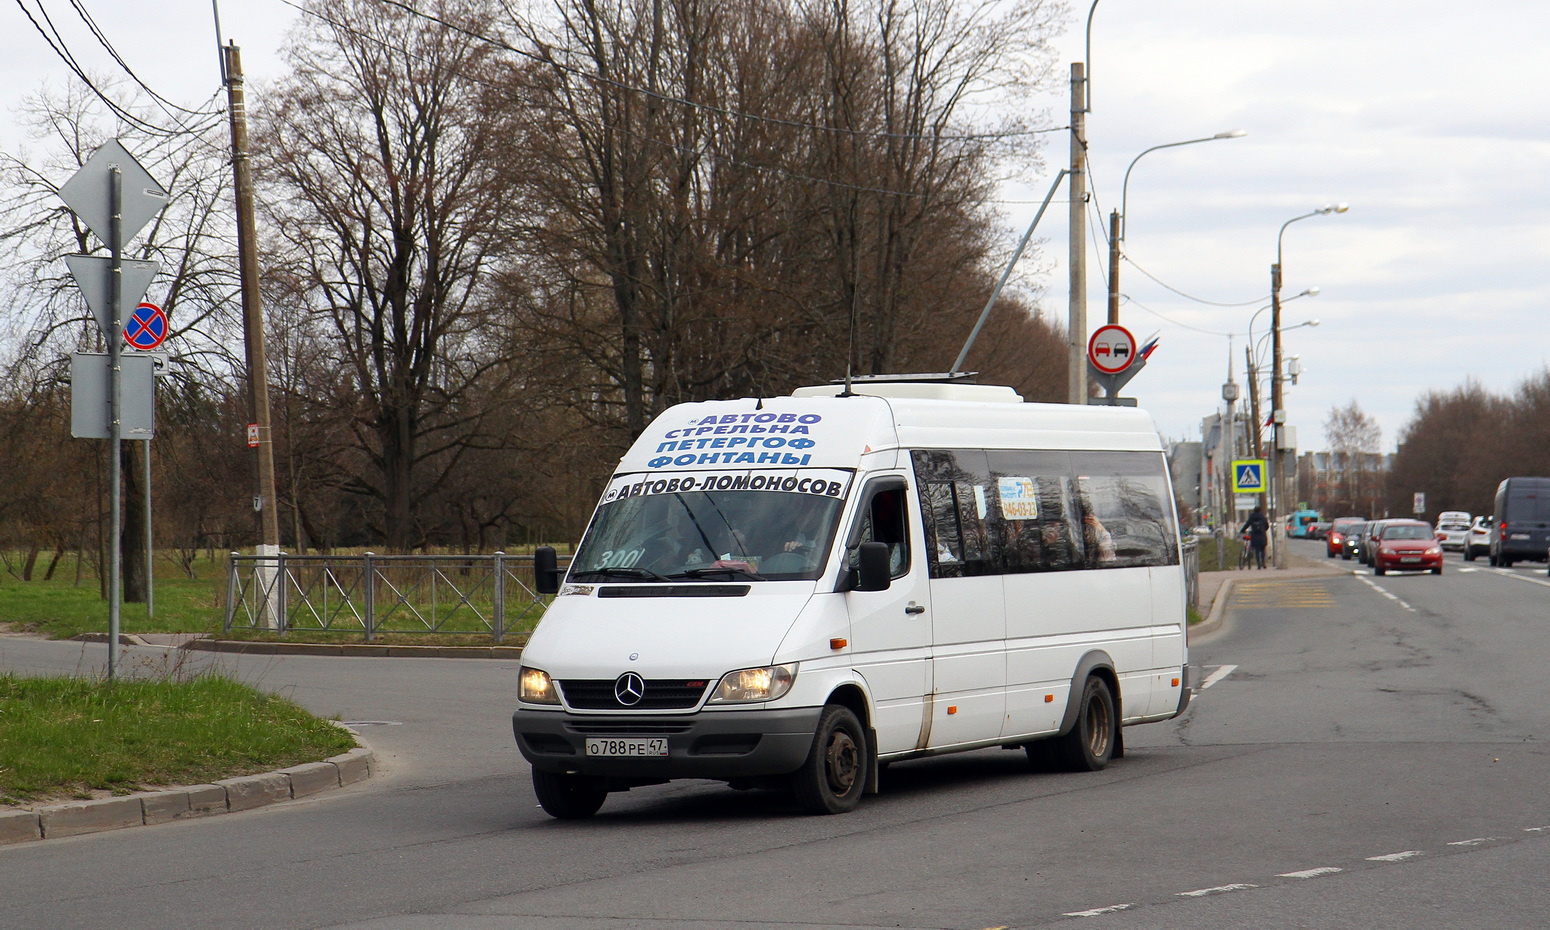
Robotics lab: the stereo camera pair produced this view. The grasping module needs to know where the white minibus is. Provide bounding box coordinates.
[513,378,1191,818]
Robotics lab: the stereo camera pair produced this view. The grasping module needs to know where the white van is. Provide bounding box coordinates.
[513,378,1191,818]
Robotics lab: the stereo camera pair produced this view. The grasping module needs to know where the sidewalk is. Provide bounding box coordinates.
[1195,546,1348,637]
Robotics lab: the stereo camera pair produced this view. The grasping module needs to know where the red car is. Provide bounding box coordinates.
[1371,520,1444,575]
[1326,516,1366,558]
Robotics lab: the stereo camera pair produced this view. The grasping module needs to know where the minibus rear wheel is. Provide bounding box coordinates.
[792,704,867,814]
[1054,676,1116,772]
[532,769,608,819]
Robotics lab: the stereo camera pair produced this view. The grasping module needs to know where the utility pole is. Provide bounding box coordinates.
[1067,62,1088,405]
[1270,260,1285,568]
[224,42,281,623]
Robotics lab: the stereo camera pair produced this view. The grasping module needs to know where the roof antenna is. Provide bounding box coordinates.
[841,299,857,397]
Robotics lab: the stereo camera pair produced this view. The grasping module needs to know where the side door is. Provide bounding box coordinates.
[842,476,933,756]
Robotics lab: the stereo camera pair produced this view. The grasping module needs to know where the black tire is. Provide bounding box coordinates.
[1053,676,1117,772]
[532,768,607,820]
[1433,565,1443,575]
[792,705,868,814]
[1374,563,1385,576]
[1464,546,1476,562]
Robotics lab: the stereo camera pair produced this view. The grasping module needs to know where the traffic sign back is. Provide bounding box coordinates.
[57,139,169,249]
[64,254,160,340]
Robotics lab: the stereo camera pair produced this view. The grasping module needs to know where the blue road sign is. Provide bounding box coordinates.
[1232,459,1267,493]
[124,302,167,350]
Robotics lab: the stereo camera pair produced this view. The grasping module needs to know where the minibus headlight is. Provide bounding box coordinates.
[710,664,796,703]
[519,666,560,704]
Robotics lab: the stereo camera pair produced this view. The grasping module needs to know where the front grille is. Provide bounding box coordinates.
[558,679,710,710]
[566,720,696,735]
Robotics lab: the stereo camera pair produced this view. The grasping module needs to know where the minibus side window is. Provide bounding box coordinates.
[987,450,1083,574]
[1070,451,1179,568]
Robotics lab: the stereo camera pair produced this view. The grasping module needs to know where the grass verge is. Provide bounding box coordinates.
[0,669,357,807]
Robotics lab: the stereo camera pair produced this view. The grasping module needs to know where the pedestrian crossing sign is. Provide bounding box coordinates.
[1232,459,1267,493]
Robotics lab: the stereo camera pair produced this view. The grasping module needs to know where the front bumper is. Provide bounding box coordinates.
[512,705,824,780]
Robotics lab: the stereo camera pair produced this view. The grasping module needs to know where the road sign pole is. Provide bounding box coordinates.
[144,438,154,620]
[108,167,123,679]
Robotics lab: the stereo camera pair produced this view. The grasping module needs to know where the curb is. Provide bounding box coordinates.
[0,744,375,847]
[70,633,524,658]
[185,639,524,658]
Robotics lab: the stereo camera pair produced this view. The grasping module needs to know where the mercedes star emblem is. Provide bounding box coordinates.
[614,671,646,706]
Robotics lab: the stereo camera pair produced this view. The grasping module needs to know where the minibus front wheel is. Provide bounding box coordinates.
[533,769,608,819]
[792,705,868,814]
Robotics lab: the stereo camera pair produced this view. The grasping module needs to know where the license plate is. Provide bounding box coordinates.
[585,737,668,757]
[1401,556,1421,563]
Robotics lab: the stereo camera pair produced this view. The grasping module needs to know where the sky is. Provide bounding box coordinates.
[4,0,1549,455]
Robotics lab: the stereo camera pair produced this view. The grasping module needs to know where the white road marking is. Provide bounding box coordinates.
[1278,867,1343,879]
[1448,837,1496,847]
[1458,566,1550,588]
[1063,904,1135,917]
[1357,576,1417,612]
[1525,826,1550,833]
[1367,851,1423,862]
[1199,664,1238,690]
[1178,883,1258,897]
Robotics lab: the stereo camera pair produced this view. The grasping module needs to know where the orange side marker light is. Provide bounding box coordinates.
[830,638,848,650]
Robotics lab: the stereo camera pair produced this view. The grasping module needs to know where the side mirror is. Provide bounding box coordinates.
[534,546,561,595]
[854,541,892,592]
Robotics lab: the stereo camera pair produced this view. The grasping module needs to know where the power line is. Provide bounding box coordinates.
[15,0,223,138]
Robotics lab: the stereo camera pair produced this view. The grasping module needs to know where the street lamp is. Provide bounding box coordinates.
[1270,203,1348,566]
[1107,130,1247,324]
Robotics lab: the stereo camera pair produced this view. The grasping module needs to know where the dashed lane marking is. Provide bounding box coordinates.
[1178,883,1258,897]
[1063,904,1135,918]
[1447,837,1497,847]
[1357,575,1417,612]
[1278,867,1343,879]
[1367,851,1423,862]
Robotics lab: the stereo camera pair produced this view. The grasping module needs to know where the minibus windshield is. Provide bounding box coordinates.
[569,469,852,582]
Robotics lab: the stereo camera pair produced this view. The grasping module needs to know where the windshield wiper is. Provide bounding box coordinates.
[569,567,673,582]
[670,566,765,581]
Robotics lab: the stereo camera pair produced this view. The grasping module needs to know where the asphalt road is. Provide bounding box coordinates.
[3,538,1547,930]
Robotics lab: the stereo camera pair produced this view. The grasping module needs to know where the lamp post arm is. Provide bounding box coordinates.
[1083,0,1102,114]
[952,169,1070,373]
[1119,130,1246,241]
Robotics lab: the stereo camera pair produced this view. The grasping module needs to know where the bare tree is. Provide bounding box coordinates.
[1325,400,1382,517]
[256,0,526,551]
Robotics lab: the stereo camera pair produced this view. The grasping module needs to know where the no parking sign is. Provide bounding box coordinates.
[124,301,168,350]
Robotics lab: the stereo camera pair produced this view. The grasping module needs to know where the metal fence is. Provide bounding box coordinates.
[224,552,568,642]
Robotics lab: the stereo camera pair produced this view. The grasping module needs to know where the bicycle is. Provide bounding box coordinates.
[1237,533,1253,570]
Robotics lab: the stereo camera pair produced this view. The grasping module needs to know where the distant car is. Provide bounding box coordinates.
[1330,517,1367,559]
[1371,520,1444,575]
[1307,521,1331,540]
[1434,513,1472,552]
[1463,516,1493,561]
